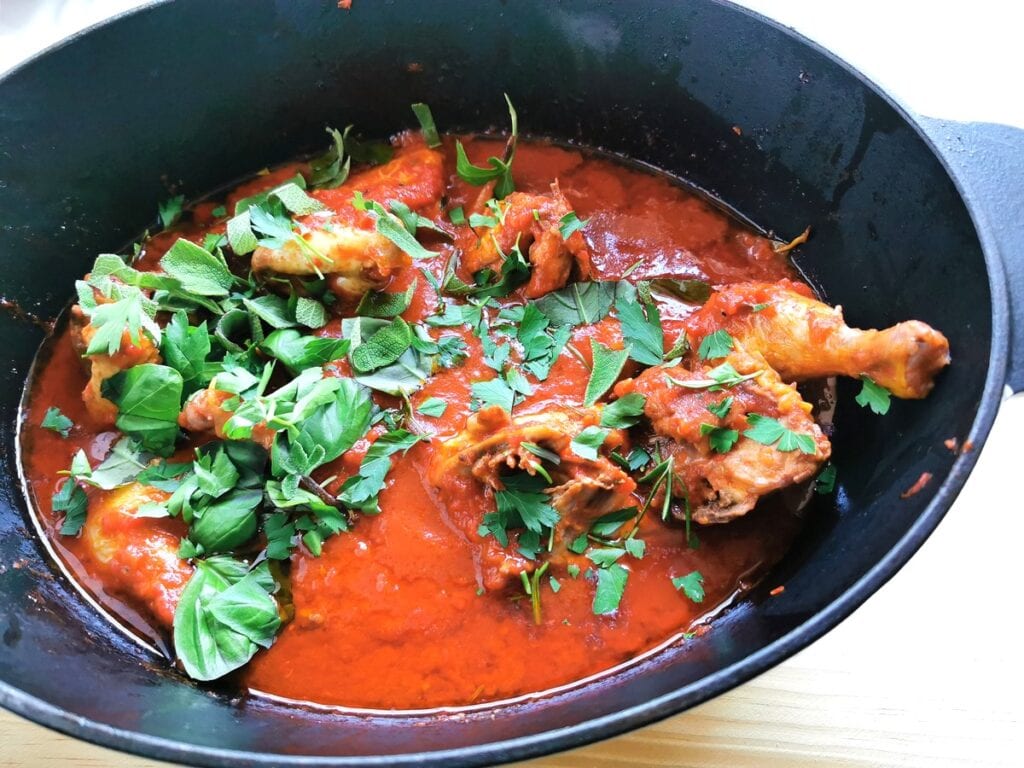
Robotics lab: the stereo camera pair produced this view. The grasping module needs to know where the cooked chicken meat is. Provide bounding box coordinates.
[81,483,192,628]
[618,351,830,525]
[462,183,593,298]
[252,147,445,299]
[687,280,950,398]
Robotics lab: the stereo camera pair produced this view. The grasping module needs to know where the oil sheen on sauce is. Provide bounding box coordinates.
[21,136,811,711]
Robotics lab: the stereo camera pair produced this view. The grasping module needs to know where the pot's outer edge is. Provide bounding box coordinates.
[0,0,1011,766]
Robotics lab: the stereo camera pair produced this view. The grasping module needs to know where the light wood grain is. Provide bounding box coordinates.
[4,397,1020,767]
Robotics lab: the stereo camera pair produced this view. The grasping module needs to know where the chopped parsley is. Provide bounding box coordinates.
[416,397,448,418]
[699,423,740,453]
[558,211,589,240]
[697,329,734,360]
[855,375,892,415]
[410,102,442,148]
[672,571,705,603]
[814,463,837,495]
[583,340,628,406]
[744,413,817,454]
[41,407,73,438]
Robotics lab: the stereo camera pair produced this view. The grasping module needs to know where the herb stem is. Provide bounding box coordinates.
[299,475,354,525]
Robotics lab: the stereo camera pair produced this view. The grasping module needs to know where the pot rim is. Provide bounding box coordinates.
[0,1,1011,765]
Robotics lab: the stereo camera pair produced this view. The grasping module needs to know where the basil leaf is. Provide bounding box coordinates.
[600,393,647,429]
[584,340,628,406]
[160,239,234,297]
[261,329,349,373]
[172,558,280,681]
[161,311,212,396]
[411,103,442,148]
[189,488,262,553]
[294,378,373,465]
[101,364,183,456]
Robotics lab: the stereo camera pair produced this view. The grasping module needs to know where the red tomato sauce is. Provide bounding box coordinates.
[21,136,806,710]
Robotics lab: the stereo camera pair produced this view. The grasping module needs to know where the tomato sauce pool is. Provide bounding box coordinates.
[20,136,810,710]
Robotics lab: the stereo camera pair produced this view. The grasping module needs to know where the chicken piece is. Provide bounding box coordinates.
[252,147,445,299]
[70,304,161,427]
[81,482,192,628]
[620,351,830,525]
[687,280,950,398]
[462,183,592,298]
[179,384,276,449]
[430,405,637,588]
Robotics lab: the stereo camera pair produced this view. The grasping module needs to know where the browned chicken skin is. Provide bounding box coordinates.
[618,350,830,525]
[429,405,636,588]
[686,280,950,398]
[462,183,593,298]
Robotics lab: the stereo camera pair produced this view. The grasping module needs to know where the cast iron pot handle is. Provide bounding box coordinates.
[919,117,1024,394]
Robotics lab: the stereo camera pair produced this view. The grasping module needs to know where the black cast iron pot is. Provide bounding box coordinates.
[1,1,1021,765]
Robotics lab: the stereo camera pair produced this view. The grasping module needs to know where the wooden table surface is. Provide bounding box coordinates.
[1,2,1021,766]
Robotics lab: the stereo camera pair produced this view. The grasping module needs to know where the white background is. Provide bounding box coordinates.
[0,1,1021,766]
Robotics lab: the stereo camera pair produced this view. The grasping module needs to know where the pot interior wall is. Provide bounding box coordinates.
[0,1,993,764]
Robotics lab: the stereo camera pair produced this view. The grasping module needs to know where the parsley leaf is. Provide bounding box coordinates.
[454,95,518,198]
[309,126,352,189]
[85,292,160,356]
[570,426,611,460]
[470,376,515,412]
[855,375,892,415]
[558,211,588,240]
[53,479,88,535]
[158,194,185,229]
[706,396,734,419]
[41,407,73,438]
[600,392,647,429]
[814,463,837,495]
[697,329,734,360]
[352,193,439,260]
[584,340,628,406]
[448,207,466,226]
[699,423,740,453]
[615,295,663,365]
[338,430,422,513]
[667,362,762,392]
[672,571,705,603]
[743,413,817,454]
[592,563,629,615]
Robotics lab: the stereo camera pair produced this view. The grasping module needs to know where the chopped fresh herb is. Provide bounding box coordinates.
[534,280,634,327]
[570,426,611,460]
[855,375,892,415]
[558,211,588,240]
[586,547,626,568]
[470,376,515,412]
[567,563,581,578]
[611,447,651,472]
[261,329,349,373]
[158,194,185,229]
[161,238,235,297]
[706,396,734,419]
[309,126,352,189]
[41,407,73,438]
[744,413,817,454]
[294,297,328,329]
[592,563,629,615]
[173,558,281,681]
[161,311,213,396]
[468,212,498,228]
[417,397,448,418]
[624,537,646,559]
[349,317,414,373]
[410,102,442,148]
[549,575,561,593]
[479,472,559,547]
[101,364,183,456]
[583,340,628,407]
[697,329,734,360]
[453,95,518,198]
[667,362,762,392]
[672,571,705,603]
[645,278,712,304]
[448,206,466,226]
[352,193,439,260]
[53,479,88,535]
[588,507,635,538]
[750,302,769,312]
[699,423,740,453]
[85,292,160,356]
[211,205,227,218]
[615,295,664,366]
[814,463,837,495]
[338,430,422,514]
[600,393,647,429]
